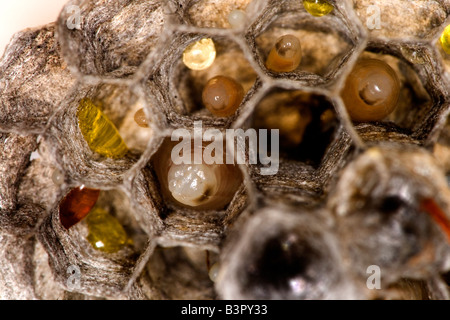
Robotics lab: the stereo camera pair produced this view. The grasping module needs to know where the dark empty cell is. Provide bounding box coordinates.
[243,233,321,298]
[253,91,338,168]
[378,195,404,214]
[442,271,450,286]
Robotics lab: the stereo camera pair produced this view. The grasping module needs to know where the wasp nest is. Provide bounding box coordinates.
[1,0,450,300]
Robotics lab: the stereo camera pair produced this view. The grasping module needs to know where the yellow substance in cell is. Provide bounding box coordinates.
[182,38,216,70]
[77,98,128,159]
[302,0,334,17]
[86,207,132,253]
[439,25,450,54]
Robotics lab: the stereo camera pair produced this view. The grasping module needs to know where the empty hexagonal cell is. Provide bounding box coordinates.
[340,47,445,142]
[252,0,355,81]
[250,88,342,194]
[38,187,146,298]
[141,135,249,248]
[150,34,258,127]
[216,204,352,299]
[56,0,165,78]
[44,82,152,187]
[352,0,448,40]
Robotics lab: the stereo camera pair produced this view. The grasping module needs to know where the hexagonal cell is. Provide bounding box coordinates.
[250,88,341,194]
[149,33,258,127]
[141,135,249,248]
[0,24,75,134]
[328,144,450,286]
[252,0,356,82]
[216,203,353,299]
[146,246,216,299]
[56,0,165,78]
[186,0,253,29]
[44,82,152,187]
[352,0,448,40]
[38,187,146,298]
[340,47,444,142]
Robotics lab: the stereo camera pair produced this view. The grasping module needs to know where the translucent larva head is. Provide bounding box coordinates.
[266,35,302,73]
[153,139,243,210]
[167,163,218,207]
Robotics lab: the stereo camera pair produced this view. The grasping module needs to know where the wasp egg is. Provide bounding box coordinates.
[183,38,216,71]
[51,168,64,186]
[341,59,400,122]
[265,35,302,73]
[59,186,100,229]
[439,24,450,54]
[86,207,131,253]
[134,108,149,128]
[77,98,128,158]
[228,9,247,29]
[202,75,244,117]
[154,140,243,210]
[208,262,220,282]
[302,0,334,17]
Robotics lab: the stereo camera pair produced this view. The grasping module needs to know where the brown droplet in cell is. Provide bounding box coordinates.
[134,108,149,128]
[59,187,100,229]
[266,35,302,73]
[341,59,400,122]
[202,75,244,117]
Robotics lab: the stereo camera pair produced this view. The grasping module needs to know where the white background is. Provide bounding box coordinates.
[0,0,68,56]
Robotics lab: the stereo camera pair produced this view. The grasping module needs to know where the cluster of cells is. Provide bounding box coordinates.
[1,0,450,299]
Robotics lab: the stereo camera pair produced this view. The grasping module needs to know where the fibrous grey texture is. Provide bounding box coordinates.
[0,0,450,300]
